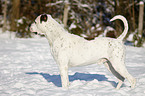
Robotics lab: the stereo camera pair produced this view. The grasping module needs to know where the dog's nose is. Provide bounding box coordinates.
[40,14,48,23]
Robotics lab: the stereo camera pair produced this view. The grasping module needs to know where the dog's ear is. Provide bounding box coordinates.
[40,14,48,23]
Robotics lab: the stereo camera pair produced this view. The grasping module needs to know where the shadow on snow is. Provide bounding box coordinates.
[26,72,117,88]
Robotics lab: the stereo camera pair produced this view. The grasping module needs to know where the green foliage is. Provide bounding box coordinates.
[71,26,83,36]
[16,17,32,38]
[133,33,145,47]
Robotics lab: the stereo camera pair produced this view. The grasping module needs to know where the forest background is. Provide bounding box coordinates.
[0,0,145,47]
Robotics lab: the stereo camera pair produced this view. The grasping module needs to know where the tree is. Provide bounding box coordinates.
[0,0,2,15]
[10,0,20,31]
[2,0,7,32]
[63,0,69,27]
[134,1,144,47]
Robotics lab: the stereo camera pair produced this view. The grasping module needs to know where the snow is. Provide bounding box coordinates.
[17,18,23,24]
[0,29,16,39]
[80,4,91,9]
[0,32,145,96]
[69,22,77,30]
[46,1,63,6]
[139,1,144,5]
[126,33,134,41]
[104,26,115,37]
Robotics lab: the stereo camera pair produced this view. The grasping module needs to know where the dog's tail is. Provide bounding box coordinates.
[110,15,128,40]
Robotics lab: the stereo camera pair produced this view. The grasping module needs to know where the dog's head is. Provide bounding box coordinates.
[30,14,54,35]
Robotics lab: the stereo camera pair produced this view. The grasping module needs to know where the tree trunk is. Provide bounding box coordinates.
[0,0,2,15]
[135,1,144,47]
[132,0,136,31]
[2,0,7,32]
[10,0,20,31]
[138,1,144,37]
[99,11,103,32]
[63,0,69,27]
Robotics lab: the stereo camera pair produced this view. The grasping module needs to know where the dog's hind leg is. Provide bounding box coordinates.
[114,65,136,89]
[109,58,136,89]
[125,72,136,89]
[101,58,125,89]
[116,67,136,89]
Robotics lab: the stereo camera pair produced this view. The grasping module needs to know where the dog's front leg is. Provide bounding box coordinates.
[57,53,69,89]
[59,65,69,89]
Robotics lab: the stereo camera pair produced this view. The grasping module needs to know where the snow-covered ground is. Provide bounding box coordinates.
[0,33,145,96]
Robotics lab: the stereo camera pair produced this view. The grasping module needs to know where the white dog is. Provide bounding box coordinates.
[30,14,136,89]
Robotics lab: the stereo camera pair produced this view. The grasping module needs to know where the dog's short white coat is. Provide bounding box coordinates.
[30,14,136,89]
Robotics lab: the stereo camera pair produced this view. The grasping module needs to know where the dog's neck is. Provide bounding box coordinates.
[44,19,68,46]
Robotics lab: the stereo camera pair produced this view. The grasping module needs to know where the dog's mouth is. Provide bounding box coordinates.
[36,32,45,35]
[29,25,45,36]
